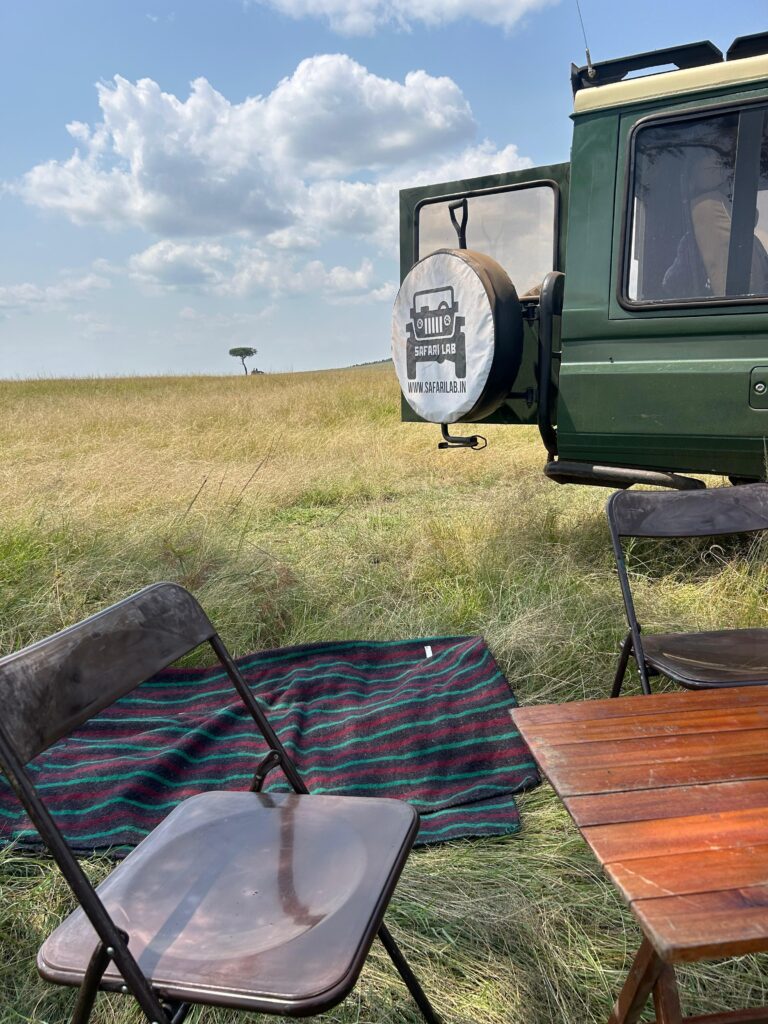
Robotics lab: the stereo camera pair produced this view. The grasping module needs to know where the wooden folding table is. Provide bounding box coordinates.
[513,686,768,1024]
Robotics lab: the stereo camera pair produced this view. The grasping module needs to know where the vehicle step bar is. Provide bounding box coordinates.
[544,461,706,490]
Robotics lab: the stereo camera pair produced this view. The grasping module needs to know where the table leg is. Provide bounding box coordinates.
[609,944,768,1024]
[608,937,666,1024]
[653,964,683,1024]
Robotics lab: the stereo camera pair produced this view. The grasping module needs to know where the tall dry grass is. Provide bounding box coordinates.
[1,366,766,1023]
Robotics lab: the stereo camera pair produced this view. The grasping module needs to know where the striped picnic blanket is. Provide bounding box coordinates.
[0,635,539,853]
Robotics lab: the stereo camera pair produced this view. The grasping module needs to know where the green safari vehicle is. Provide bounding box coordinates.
[391,32,768,488]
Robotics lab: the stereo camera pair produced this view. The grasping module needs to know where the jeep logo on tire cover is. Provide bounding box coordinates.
[392,249,499,423]
[405,285,466,379]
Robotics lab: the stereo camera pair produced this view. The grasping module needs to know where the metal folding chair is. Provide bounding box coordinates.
[606,484,768,696]
[0,583,441,1024]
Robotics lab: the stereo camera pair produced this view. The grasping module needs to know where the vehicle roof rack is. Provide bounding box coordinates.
[727,32,768,62]
[571,40,723,96]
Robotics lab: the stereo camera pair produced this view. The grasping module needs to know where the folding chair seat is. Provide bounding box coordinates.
[606,483,768,696]
[639,628,768,688]
[0,583,440,1024]
[39,790,418,1013]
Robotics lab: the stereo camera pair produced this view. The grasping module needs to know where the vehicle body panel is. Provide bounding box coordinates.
[557,76,768,478]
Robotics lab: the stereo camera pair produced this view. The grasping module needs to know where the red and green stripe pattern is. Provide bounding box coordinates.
[0,635,539,853]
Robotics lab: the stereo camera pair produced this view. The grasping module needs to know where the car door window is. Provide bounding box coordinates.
[417,184,557,298]
[625,105,768,305]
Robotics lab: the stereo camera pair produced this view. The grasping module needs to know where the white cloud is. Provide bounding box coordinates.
[70,311,115,337]
[240,251,379,298]
[19,77,296,236]
[130,239,379,300]
[401,140,533,186]
[252,0,557,34]
[302,180,394,247]
[12,53,539,334]
[125,133,533,297]
[0,273,110,315]
[129,240,233,290]
[176,305,276,328]
[301,257,376,295]
[264,57,473,176]
[15,57,474,237]
[299,141,532,252]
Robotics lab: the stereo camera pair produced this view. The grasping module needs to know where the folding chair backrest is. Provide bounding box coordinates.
[0,582,215,765]
[0,583,314,1024]
[607,483,768,540]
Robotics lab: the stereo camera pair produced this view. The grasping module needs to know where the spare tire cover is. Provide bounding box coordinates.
[392,248,523,423]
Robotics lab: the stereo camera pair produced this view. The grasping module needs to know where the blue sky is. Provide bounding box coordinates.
[1,0,766,378]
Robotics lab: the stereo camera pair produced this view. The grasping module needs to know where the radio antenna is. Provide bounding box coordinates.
[574,0,597,79]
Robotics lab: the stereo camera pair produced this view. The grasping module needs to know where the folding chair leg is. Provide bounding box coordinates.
[166,1002,192,1024]
[70,938,179,1024]
[71,942,112,1024]
[377,922,441,1024]
[611,633,633,698]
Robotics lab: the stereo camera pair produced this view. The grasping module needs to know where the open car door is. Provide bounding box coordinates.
[395,163,569,433]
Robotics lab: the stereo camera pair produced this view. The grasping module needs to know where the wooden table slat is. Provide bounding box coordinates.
[524,705,768,746]
[540,751,768,799]
[542,728,768,771]
[582,806,768,865]
[511,686,768,728]
[565,779,768,827]
[514,685,768,964]
[605,843,768,902]
[632,885,768,962]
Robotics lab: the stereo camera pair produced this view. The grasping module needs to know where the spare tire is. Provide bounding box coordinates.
[392,248,523,424]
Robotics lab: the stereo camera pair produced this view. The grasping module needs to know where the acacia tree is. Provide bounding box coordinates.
[229,346,258,375]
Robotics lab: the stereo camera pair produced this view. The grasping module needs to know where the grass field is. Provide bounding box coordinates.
[1,364,767,1024]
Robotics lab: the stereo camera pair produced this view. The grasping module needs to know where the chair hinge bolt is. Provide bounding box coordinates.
[106,946,114,955]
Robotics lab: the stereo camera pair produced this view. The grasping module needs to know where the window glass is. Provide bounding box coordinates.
[757,131,768,255]
[627,108,768,303]
[417,186,556,298]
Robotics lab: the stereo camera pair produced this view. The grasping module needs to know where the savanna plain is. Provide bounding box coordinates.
[1,363,767,1024]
